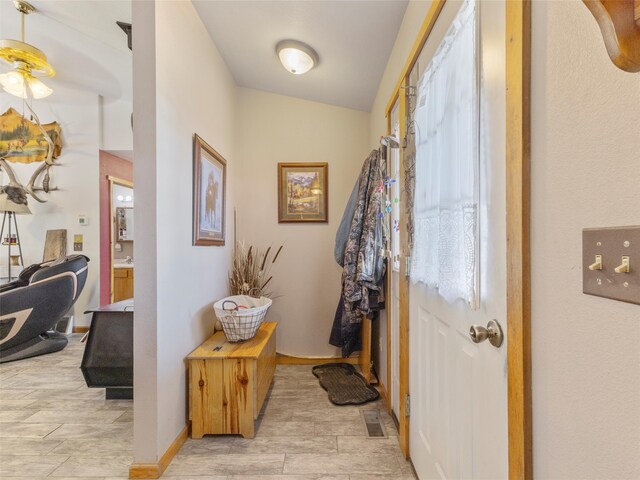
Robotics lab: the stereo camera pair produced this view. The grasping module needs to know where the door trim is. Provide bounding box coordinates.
[384,0,533,477]
[505,1,533,478]
[385,110,394,416]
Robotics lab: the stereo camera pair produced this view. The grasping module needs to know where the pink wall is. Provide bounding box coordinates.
[99,151,133,305]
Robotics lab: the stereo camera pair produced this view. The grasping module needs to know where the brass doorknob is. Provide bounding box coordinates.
[469,320,504,348]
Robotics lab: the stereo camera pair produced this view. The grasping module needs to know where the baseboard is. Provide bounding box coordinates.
[128,463,160,479]
[276,353,360,365]
[129,423,189,479]
[377,380,389,409]
[158,424,189,473]
[72,326,90,333]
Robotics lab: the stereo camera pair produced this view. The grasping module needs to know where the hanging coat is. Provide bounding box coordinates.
[330,148,387,356]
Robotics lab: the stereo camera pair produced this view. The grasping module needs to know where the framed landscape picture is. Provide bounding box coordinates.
[278,162,328,223]
[193,134,226,245]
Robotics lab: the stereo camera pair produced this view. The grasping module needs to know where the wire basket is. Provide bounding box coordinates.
[213,295,272,342]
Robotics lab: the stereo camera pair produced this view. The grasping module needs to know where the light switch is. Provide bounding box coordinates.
[588,254,603,271]
[614,256,630,274]
[583,226,640,305]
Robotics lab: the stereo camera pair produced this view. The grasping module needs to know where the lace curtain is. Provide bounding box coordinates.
[411,0,479,308]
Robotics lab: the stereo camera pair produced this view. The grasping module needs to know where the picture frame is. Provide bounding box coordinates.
[193,134,226,246]
[278,162,328,223]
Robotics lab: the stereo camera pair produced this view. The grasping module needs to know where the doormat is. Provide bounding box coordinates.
[312,363,379,406]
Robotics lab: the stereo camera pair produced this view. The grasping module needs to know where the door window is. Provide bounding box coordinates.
[411,0,479,308]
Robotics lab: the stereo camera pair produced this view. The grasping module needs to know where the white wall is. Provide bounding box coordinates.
[100,96,133,152]
[1,88,101,326]
[531,2,640,478]
[236,88,369,357]
[367,0,432,393]
[131,0,158,463]
[133,0,237,463]
[369,0,432,150]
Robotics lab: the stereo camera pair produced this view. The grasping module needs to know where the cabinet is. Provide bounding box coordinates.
[113,268,134,302]
[188,322,276,439]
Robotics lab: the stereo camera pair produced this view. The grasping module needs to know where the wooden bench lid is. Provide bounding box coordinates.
[187,322,276,360]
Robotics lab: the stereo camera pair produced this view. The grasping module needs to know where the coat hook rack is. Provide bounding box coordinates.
[583,0,640,72]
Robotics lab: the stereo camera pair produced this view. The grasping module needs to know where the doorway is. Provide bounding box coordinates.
[99,150,134,306]
[388,101,401,419]
[109,177,134,303]
[385,0,532,478]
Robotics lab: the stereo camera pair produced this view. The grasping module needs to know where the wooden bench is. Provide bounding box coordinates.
[187,322,276,439]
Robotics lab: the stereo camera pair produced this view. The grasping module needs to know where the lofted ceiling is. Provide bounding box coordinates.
[1,1,408,112]
[22,0,131,54]
[192,0,409,112]
[0,0,132,100]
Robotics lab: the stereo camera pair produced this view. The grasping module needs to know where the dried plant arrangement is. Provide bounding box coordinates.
[229,242,283,298]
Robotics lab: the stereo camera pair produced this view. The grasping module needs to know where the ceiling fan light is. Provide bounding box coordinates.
[0,2,55,99]
[276,40,318,75]
[0,70,26,98]
[27,75,52,99]
[0,70,23,86]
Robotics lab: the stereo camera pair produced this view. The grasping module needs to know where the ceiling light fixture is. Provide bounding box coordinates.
[276,40,319,75]
[0,0,55,99]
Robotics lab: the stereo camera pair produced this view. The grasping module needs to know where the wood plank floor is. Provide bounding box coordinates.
[0,335,415,479]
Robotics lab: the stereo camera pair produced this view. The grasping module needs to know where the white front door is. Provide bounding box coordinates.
[391,268,400,415]
[389,103,401,417]
[408,1,508,478]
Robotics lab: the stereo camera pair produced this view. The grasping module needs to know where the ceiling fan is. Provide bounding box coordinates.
[0,0,55,99]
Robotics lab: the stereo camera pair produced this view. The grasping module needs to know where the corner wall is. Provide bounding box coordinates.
[531,2,640,478]
[236,88,370,357]
[132,0,237,463]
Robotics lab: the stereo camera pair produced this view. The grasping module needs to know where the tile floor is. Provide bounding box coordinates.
[0,335,416,479]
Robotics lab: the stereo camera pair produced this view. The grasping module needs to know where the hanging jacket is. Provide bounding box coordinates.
[342,149,385,313]
[330,148,387,356]
[334,177,360,267]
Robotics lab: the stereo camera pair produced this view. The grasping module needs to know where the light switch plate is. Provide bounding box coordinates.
[583,226,640,305]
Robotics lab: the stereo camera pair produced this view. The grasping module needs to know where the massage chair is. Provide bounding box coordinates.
[0,255,89,363]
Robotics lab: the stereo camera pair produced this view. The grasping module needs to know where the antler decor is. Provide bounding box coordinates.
[583,0,640,72]
[0,106,62,204]
[23,102,56,203]
[0,158,28,206]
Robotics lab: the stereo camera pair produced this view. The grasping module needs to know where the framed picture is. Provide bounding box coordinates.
[278,162,328,223]
[193,134,226,245]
